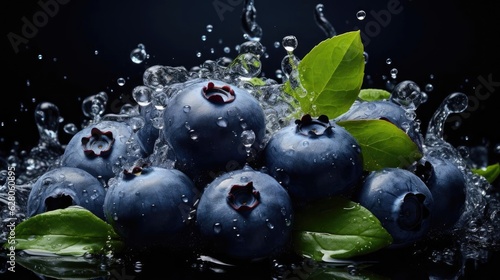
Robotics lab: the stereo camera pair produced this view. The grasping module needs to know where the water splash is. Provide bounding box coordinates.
[81,91,108,123]
[314,3,337,38]
[34,102,63,148]
[425,92,468,151]
[241,0,263,41]
[423,91,500,253]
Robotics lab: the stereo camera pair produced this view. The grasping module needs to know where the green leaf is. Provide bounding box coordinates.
[337,119,422,171]
[4,206,123,256]
[472,163,500,184]
[358,88,391,101]
[288,30,364,118]
[292,196,392,261]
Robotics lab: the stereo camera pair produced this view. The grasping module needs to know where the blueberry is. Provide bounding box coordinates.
[414,155,466,233]
[135,103,160,156]
[60,120,138,183]
[335,100,424,151]
[161,79,267,186]
[352,167,434,248]
[27,166,106,220]
[195,166,294,262]
[264,114,363,203]
[103,165,198,249]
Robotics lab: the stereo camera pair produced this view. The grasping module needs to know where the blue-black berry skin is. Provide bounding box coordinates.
[135,103,160,156]
[60,120,138,183]
[352,167,434,248]
[195,166,294,262]
[264,115,364,203]
[103,165,198,249]
[162,79,266,186]
[417,155,466,233]
[27,166,107,220]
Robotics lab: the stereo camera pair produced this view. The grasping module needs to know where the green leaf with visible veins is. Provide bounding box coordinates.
[337,119,422,171]
[358,88,391,101]
[3,206,123,256]
[284,31,365,119]
[472,163,500,184]
[292,196,392,261]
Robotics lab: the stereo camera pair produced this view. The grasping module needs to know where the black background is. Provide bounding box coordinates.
[2,0,500,158]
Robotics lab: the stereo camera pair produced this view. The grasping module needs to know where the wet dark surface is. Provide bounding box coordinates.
[2,241,500,279]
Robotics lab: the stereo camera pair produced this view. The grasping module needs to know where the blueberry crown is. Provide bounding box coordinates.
[81,127,114,157]
[295,114,333,137]
[226,182,260,212]
[202,82,236,103]
[398,193,430,231]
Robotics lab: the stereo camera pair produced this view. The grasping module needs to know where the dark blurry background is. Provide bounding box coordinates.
[2,0,500,160]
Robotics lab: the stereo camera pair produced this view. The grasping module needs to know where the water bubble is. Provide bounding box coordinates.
[63,123,79,135]
[38,54,43,60]
[241,130,256,147]
[390,68,398,79]
[130,44,148,64]
[386,58,392,65]
[425,83,434,92]
[356,10,367,20]
[216,117,228,128]
[190,130,199,141]
[281,54,300,79]
[282,35,298,53]
[223,47,230,54]
[132,85,153,106]
[206,24,213,32]
[275,69,283,79]
[201,35,207,41]
[266,219,275,229]
[117,77,126,86]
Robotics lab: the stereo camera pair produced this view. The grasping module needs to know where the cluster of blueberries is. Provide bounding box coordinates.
[26,79,466,262]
